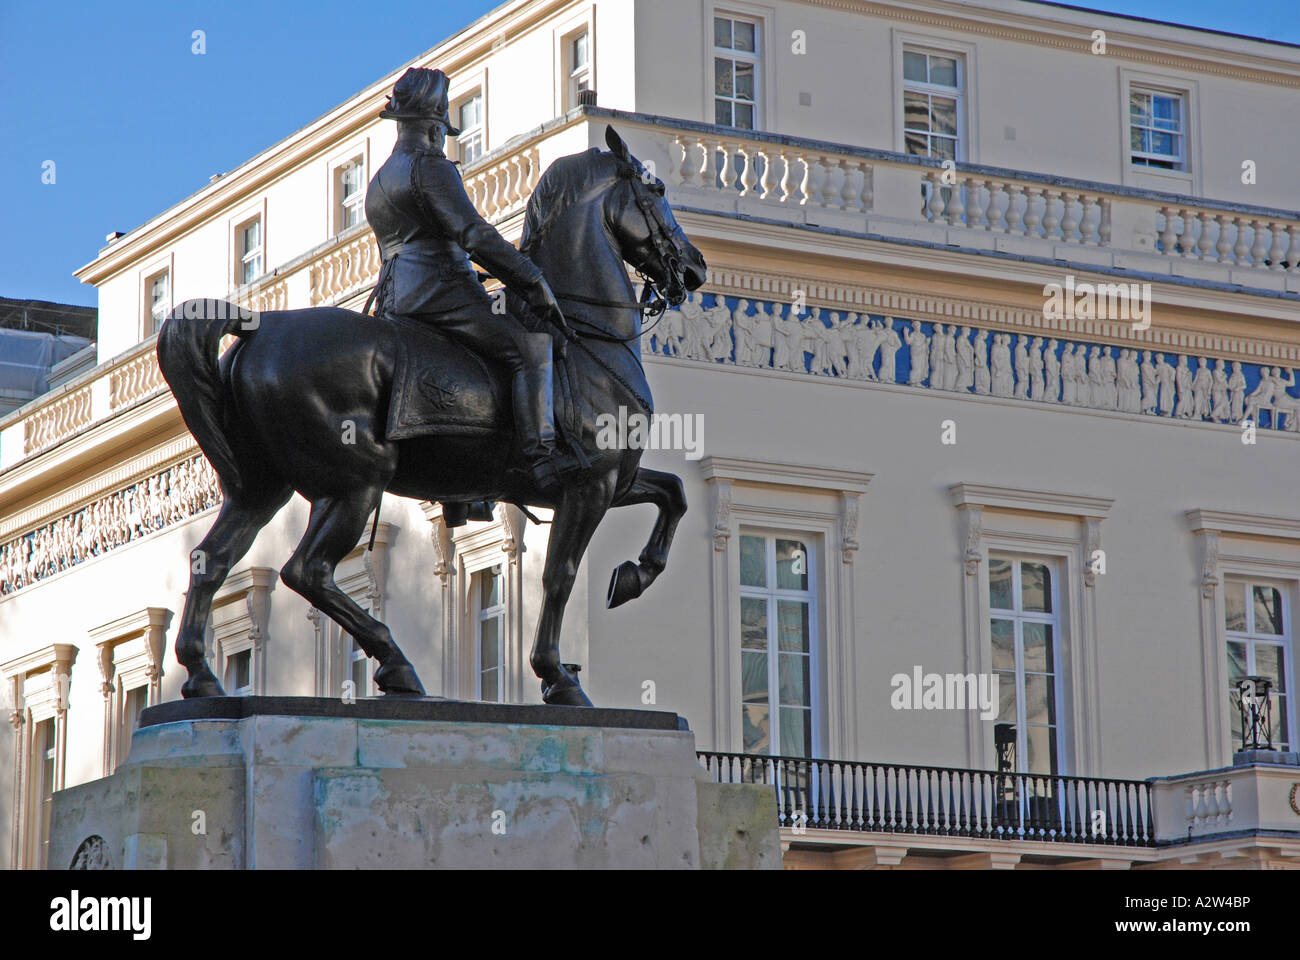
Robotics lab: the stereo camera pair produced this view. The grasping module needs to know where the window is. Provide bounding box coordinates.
[1129,88,1185,171]
[224,651,252,697]
[1226,579,1293,750]
[739,532,816,756]
[455,93,484,165]
[568,31,591,107]
[238,218,262,285]
[988,555,1063,776]
[346,635,373,699]
[337,159,366,232]
[147,270,170,333]
[472,566,506,702]
[713,15,760,130]
[120,685,147,759]
[903,47,963,160]
[34,718,55,870]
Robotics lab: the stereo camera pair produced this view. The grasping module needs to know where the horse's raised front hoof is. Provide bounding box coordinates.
[375,659,426,697]
[607,560,645,609]
[181,666,226,699]
[541,672,594,707]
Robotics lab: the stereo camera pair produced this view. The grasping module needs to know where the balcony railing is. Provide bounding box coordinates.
[698,751,1156,847]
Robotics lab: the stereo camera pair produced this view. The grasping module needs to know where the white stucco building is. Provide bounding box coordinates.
[3,0,1300,869]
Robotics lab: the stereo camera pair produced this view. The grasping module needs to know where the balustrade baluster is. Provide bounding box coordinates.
[820,157,841,207]
[1041,190,1061,241]
[1098,198,1112,246]
[985,181,1004,232]
[1196,212,1215,260]
[942,180,962,226]
[1250,219,1270,268]
[1004,185,1023,235]
[1178,208,1197,257]
[1215,215,1232,263]
[924,173,943,222]
[1158,206,1178,256]
[1060,192,1079,242]
[1078,197,1098,245]
[1022,188,1042,238]
[1268,220,1286,270]
[758,149,779,200]
[1289,224,1300,273]
[963,177,982,229]
[795,153,813,206]
[738,145,758,197]
[839,159,860,212]
[778,151,796,203]
[1232,217,1250,265]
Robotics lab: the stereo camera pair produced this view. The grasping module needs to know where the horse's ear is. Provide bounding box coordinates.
[605,125,630,162]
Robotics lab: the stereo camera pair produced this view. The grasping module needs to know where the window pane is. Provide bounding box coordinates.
[1025,724,1056,775]
[351,655,368,696]
[1129,127,1145,152]
[741,650,768,703]
[995,669,1017,723]
[480,617,499,670]
[1024,674,1055,725]
[1253,585,1283,635]
[988,558,1013,609]
[778,652,808,705]
[480,568,501,607]
[572,32,588,68]
[1272,695,1288,749]
[929,56,957,87]
[233,651,250,689]
[1023,622,1053,673]
[714,16,731,49]
[1151,132,1174,156]
[904,131,927,157]
[991,618,1014,670]
[242,220,260,253]
[740,535,765,587]
[775,539,808,590]
[904,91,930,132]
[1225,581,1246,631]
[742,703,770,753]
[930,96,957,137]
[1153,95,1178,123]
[734,61,754,101]
[714,58,733,97]
[741,596,767,649]
[734,102,754,129]
[931,137,956,160]
[481,667,498,703]
[1021,562,1051,613]
[714,99,732,127]
[776,599,808,652]
[1227,640,1247,685]
[778,707,809,757]
[1255,644,1285,693]
[903,50,927,82]
[733,20,755,52]
[1129,91,1151,123]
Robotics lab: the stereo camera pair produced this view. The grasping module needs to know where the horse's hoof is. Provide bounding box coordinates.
[606,560,645,609]
[182,667,226,699]
[541,673,594,707]
[375,660,426,697]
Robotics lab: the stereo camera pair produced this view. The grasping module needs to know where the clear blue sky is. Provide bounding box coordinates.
[2,0,1296,308]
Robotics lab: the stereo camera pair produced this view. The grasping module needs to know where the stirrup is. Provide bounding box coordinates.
[527,452,587,492]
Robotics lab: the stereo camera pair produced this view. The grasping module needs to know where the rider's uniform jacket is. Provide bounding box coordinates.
[365,144,544,318]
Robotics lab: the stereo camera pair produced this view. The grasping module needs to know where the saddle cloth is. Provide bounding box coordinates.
[384,315,587,449]
[386,316,508,441]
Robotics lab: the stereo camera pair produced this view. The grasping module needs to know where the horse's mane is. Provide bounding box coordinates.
[519,148,621,259]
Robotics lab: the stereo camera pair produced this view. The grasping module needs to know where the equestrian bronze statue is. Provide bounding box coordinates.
[157,66,707,707]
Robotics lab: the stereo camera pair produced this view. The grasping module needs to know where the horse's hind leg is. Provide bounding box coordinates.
[280,489,425,696]
[179,485,292,698]
[607,467,686,608]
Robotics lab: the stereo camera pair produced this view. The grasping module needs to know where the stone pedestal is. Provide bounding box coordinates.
[49,697,780,870]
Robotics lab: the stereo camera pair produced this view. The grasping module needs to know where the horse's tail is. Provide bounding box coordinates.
[157,299,256,493]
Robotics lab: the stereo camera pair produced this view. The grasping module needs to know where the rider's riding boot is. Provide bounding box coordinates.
[514,334,584,492]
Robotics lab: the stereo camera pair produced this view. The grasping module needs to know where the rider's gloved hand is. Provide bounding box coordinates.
[528,279,573,343]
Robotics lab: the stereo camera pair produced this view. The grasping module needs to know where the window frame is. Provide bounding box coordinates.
[988,552,1066,776]
[450,89,486,167]
[1118,69,1199,192]
[238,217,263,287]
[471,565,508,702]
[1224,576,1294,751]
[738,529,821,758]
[1128,87,1186,172]
[892,31,979,163]
[138,251,173,341]
[901,45,966,162]
[210,567,274,700]
[711,12,762,131]
[325,139,371,238]
[89,608,167,775]
[227,198,268,293]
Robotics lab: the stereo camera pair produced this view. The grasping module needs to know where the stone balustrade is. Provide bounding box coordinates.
[1155,205,1300,271]
[22,387,93,459]
[462,143,542,223]
[1151,759,1300,845]
[922,173,1112,246]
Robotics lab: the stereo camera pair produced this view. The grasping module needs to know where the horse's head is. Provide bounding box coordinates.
[601,126,707,305]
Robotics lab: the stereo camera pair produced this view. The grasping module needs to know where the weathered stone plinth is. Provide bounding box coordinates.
[49,697,779,870]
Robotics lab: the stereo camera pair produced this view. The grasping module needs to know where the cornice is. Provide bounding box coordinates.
[947,482,1114,518]
[1185,509,1300,541]
[87,607,171,647]
[699,456,874,493]
[1,643,80,680]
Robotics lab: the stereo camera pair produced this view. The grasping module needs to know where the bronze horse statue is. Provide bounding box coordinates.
[158,126,707,706]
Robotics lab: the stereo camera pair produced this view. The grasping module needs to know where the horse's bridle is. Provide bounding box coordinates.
[551,168,688,345]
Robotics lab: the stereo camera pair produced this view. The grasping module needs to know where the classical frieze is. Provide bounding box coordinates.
[646,291,1300,432]
[0,455,220,596]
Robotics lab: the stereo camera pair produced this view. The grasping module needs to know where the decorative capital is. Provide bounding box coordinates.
[711,481,733,552]
[1200,530,1220,599]
[8,709,24,731]
[1083,518,1103,588]
[840,491,860,564]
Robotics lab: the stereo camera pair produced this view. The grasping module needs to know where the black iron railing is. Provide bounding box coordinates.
[698,752,1155,847]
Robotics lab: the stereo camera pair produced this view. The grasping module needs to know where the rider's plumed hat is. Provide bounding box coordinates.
[380,67,461,134]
